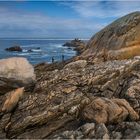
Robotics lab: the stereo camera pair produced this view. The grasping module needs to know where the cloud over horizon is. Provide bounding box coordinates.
[0,1,140,38]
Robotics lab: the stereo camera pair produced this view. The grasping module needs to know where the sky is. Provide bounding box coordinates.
[0,1,140,38]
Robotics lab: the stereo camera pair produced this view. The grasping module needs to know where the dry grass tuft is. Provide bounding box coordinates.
[108,45,140,60]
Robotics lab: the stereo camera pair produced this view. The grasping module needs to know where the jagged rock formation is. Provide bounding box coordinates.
[0,57,140,138]
[1,12,140,139]
[80,11,140,61]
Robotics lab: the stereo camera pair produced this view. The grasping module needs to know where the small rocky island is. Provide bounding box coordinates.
[63,38,86,54]
[1,12,140,139]
[5,45,40,53]
[5,45,22,52]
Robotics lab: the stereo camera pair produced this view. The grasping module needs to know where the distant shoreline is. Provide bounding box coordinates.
[0,38,89,41]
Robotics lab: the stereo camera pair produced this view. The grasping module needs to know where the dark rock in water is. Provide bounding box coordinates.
[63,38,86,54]
[27,47,40,53]
[27,49,33,53]
[63,38,80,47]
[5,45,22,52]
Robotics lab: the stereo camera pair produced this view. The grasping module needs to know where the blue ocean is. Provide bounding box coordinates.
[0,39,80,65]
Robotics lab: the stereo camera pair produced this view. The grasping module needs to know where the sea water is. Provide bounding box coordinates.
[0,38,80,65]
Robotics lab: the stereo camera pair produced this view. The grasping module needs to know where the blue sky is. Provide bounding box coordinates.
[0,1,140,38]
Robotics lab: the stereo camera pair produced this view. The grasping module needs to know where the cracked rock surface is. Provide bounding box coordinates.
[0,57,140,139]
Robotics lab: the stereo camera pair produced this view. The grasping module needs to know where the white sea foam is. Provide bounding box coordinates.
[22,49,28,53]
[17,53,30,56]
[49,43,63,48]
[31,49,42,52]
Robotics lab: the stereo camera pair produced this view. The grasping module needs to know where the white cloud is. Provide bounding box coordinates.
[0,6,107,38]
[1,1,140,38]
[61,1,140,18]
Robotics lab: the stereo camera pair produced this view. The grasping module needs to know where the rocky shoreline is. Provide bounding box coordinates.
[0,12,140,139]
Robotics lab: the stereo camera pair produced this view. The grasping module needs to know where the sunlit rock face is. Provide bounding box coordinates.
[81,12,140,61]
[0,57,35,94]
[2,87,24,113]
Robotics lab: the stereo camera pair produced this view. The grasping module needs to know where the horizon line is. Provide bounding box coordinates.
[0,38,90,40]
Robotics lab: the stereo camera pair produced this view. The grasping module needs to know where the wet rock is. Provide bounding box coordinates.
[27,49,33,52]
[5,46,22,52]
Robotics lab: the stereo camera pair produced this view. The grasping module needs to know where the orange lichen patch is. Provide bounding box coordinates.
[2,87,24,113]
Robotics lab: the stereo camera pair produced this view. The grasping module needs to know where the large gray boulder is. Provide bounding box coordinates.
[0,57,36,94]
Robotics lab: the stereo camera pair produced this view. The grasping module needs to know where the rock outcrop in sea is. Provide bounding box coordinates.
[5,45,41,53]
[1,12,140,139]
[5,46,22,52]
[63,38,86,54]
